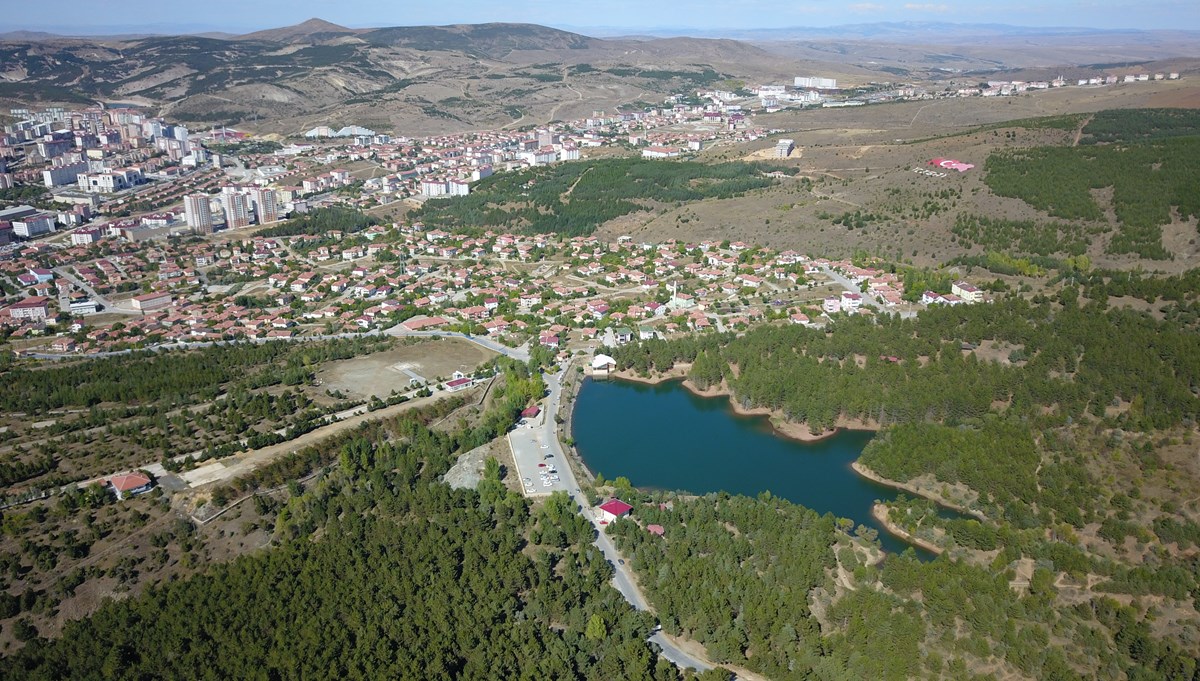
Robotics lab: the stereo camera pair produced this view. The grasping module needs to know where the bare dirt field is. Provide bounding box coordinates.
[444,437,512,491]
[1144,85,1200,109]
[314,337,497,399]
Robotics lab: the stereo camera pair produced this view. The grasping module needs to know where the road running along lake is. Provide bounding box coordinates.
[573,377,948,558]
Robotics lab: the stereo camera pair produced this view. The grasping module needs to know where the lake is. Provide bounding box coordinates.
[573,377,934,558]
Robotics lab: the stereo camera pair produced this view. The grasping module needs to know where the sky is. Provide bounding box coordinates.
[6,0,1199,34]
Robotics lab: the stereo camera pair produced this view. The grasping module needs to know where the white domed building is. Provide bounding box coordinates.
[590,354,617,376]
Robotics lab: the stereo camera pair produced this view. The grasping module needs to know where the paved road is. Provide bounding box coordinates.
[817,265,881,312]
[650,632,713,673]
[384,326,531,362]
[52,266,140,315]
[535,362,713,674]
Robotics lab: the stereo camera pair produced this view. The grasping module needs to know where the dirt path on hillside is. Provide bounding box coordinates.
[1072,115,1093,146]
[180,388,476,490]
[559,166,593,201]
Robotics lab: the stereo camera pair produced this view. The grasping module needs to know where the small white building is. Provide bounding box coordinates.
[598,498,633,523]
[591,354,617,375]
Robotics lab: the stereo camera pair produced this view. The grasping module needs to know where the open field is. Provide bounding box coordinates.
[314,337,497,399]
[598,81,1200,273]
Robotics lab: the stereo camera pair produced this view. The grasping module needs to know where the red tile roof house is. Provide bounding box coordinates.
[598,498,634,524]
[108,472,154,500]
[445,377,473,392]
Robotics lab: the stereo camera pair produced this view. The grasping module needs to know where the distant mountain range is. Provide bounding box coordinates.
[4,19,1199,43]
[571,21,1200,41]
[0,19,1195,137]
[0,20,798,136]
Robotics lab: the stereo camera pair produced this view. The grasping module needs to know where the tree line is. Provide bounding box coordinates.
[610,291,1200,434]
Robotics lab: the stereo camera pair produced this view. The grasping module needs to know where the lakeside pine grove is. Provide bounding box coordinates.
[604,280,1200,679]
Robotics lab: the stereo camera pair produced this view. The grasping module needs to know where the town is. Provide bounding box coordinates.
[0,66,1059,359]
[0,211,987,355]
[6,65,1181,356]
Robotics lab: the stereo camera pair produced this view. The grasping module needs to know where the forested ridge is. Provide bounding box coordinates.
[0,337,391,414]
[601,264,1200,679]
[608,495,849,676]
[612,290,1200,434]
[1,390,685,680]
[983,109,1200,260]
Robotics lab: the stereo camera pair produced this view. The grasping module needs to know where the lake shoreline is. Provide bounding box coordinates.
[609,368,876,444]
[573,374,938,559]
[851,461,986,520]
[606,369,982,522]
[872,503,945,556]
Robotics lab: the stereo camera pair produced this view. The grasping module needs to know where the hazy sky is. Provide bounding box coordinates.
[9,0,1199,33]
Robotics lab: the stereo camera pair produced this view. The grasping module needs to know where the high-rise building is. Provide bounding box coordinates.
[183,194,214,234]
[221,190,252,229]
[251,187,279,224]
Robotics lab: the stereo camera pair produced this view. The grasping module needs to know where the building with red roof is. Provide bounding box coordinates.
[401,316,449,331]
[6,296,51,321]
[445,377,472,392]
[108,472,154,500]
[598,498,633,523]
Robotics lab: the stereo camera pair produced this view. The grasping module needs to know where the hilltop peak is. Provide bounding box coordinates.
[237,17,357,43]
[294,18,352,32]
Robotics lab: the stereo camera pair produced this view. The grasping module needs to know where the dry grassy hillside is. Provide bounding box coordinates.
[599,80,1200,273]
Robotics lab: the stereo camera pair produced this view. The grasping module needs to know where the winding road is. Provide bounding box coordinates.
[535,361,715,674]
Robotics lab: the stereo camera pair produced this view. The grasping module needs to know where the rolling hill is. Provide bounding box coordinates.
[0,20,797,136]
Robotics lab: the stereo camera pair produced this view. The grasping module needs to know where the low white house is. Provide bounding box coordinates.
[598,498,633,523]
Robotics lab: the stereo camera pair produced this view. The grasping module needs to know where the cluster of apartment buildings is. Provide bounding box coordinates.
[2,106,196,194]
[182,186,281,234]
[3,89,778,243]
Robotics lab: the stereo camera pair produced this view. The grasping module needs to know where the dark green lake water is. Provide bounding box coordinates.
[573,377,933,558]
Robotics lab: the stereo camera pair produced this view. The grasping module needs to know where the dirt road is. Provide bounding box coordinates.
[178,388,475,489]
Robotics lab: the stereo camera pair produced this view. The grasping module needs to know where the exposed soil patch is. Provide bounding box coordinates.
[315,338,496,399]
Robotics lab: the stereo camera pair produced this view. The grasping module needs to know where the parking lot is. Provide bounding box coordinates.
[507,412,570,497]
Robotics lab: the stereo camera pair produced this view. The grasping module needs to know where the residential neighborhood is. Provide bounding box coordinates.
[0,214,989,357]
